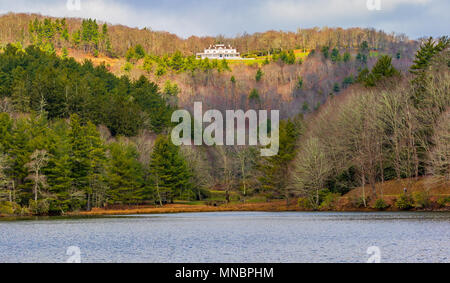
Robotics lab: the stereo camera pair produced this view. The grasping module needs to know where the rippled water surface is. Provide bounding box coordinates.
[0,212,449,263]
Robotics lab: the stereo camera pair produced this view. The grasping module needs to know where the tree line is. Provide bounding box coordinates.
[26,17,113,57]
[125,46,231,76]
[0,27,447,215]
[0,112,203,215]
[0,13,417,58]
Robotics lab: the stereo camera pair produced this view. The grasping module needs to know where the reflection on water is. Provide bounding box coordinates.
[0,212,449,263]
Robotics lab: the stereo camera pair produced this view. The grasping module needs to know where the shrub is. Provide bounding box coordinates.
[437,197,450,208]
[29,200,50,215]
[19,207,31,216]
[298,197,313,210]
[350,195,370,208]
[249,88,260,101]
[373,198,389,210]
[123,62,133,72]
[0,202,28,216]
[319,193,340,210]
[395,194,414,210]
[333,83,340,93]
[264,192,275,202]
[134,44,146,60]
[180,190,197,201]
[11,202,23,215]
[297,76,304,89]
[413,191,431,209]
[255,68,263,82]
[0,201,15,215]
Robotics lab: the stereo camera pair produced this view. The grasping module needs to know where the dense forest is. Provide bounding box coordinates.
[0,45,173,136]
[0,14,448,215]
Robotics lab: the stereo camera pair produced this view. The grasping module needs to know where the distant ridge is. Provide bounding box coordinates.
[0,12,418,57]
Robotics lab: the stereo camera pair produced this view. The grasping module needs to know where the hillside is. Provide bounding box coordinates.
[0,13,419,57]
[0,13,420,119]
[0,13,448,217]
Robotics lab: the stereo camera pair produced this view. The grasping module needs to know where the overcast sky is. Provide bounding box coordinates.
[0,0,448,39]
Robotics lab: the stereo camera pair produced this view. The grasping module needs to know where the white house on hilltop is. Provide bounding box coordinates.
[196,44,241,60]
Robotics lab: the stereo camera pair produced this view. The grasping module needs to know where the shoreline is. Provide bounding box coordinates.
[71,203,450,217]
[3,201,448,219]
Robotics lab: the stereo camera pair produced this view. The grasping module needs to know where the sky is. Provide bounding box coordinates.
[0,0,448,39]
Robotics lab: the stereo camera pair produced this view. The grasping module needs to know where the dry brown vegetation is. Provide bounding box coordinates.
[58,48,122,69]
[72,201,301,216]
[345,177,450,198]
[68,177,449,217]
[291,46,450,209]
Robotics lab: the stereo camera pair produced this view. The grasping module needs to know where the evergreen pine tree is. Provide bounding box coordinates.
[45,122,74,213]
[255,68,263,82]
[68,114,91,208]
[149,135,192,205]
[0,113,13,153]
[258,119,302,205]
[85,121,107,209]
[8,117,32,201]
[107,141,144,205]
[410,36,449,107]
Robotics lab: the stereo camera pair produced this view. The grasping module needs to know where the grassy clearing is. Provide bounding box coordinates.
[72,201,299,216]
[294,50,310,59]
[228,49,310,67]
[69,177,449,216]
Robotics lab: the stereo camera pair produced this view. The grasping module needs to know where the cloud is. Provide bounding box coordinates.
[382,0,431,9]
[260,0,432,23]
[257,0,445,38]
[0,0,211,36]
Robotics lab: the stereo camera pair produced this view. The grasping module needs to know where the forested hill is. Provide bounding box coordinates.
[0,13,421,119]
[0,45,173,136]
[0,12,418,57]
[0,12,448,216]
[0,37,448,216]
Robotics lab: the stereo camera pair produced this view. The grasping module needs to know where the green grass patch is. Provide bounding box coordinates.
[228,50,310,67]
[294,50,310,59]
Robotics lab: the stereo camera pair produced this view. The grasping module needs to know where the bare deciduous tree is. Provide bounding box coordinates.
[294,137,332,209]
[181,145,214,200]
[426,110,450,184]
[235,146,258,202]
[217,146,237,203]
[338,91,383,199]
[25,150,49,202]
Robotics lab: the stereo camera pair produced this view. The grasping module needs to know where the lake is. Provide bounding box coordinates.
[0,212,449,263]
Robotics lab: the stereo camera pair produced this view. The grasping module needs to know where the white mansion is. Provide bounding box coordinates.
[196,44,241,60]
